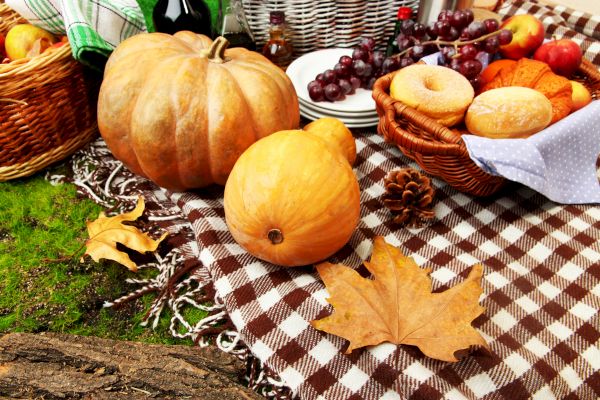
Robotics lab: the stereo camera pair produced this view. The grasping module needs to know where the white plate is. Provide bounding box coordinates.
[300,104,379,124]
[299,97,378,118]
[298,95,377,118]
[300,105,380,128]
[286,48,377,113]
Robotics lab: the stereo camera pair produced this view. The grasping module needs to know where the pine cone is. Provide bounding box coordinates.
[382,168,435,227]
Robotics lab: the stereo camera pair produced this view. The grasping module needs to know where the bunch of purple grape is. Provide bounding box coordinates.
[307,37,401,102]
[430,10,512,89]
[394,8,513,89]
[391,16,435,66]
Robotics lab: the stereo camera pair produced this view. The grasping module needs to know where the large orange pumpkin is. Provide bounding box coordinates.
[480,58,572,124]
[97,32,300,190]
[224,119,360,267]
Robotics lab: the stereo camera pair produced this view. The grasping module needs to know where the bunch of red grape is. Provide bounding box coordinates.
[390,15,434,66]
[394,8,513,90]
[307,37,401,102]
[430,10,513,89]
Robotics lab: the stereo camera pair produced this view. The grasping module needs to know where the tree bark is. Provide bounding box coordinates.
[0,332,262,399]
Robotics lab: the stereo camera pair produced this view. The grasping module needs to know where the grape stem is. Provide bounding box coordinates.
[393,29,504,60]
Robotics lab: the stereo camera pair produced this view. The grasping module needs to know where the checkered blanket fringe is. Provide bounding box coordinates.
[46,139,217,338]
[48,138,292,398]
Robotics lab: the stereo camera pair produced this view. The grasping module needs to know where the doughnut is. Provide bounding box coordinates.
[389,64,474,127]
[465,87,553,139]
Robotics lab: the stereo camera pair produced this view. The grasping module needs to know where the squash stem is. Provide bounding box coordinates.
[268,229,284,245]
[207,36,230,63]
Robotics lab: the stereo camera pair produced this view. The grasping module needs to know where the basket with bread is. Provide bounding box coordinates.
[372,11,600,197]
[0,1,99,181]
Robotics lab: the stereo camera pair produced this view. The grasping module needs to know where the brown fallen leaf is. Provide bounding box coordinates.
[311,236,488,362]
[82,197,167,272]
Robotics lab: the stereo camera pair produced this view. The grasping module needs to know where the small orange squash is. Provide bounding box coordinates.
[224,118,360,267]
[480,58,573,124]
[97,32,300,191]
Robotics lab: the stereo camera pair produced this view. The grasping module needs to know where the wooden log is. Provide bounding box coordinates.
[0,332,261,399]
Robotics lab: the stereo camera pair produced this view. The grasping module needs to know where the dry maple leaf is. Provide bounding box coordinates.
[311,236,488,362]
[82,197,167,272]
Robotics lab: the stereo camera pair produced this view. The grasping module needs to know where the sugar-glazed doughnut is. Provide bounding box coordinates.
[389,64,474,127]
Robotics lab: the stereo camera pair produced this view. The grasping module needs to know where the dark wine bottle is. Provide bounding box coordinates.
[153,0,213,36]
[386,7,412,57]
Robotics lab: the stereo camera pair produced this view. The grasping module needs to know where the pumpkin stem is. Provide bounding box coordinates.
[207,36,230,63]
[267,229,284,245]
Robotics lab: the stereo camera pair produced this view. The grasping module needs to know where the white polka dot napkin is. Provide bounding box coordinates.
[462,100,600,204]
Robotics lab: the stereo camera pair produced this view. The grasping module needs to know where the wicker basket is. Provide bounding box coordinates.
[372,58,600,197]
[0,2,99,181]
[243,0,420,56]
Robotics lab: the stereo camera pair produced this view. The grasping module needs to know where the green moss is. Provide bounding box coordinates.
[0,172,202,344]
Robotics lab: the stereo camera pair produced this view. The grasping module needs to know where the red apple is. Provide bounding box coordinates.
[533,38,582,78]
[499,14,545,60]
[43,39,68,55]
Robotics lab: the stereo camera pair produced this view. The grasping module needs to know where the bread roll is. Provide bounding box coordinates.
[465,87,553,139]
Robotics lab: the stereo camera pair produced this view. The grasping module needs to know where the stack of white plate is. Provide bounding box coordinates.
[286,49,380,128]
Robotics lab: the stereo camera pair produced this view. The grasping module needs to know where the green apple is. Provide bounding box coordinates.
[5,24,57,61]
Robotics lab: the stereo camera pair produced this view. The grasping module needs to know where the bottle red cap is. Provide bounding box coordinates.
[397,7,412,20]
[270,11,285,25]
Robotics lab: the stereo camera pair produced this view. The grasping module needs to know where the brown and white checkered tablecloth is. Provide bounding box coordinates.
[167,128,599,399]
[63,1,599,398]
[164,3,600,398]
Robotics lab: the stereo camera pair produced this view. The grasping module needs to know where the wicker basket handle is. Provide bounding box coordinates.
[373,72,470,158]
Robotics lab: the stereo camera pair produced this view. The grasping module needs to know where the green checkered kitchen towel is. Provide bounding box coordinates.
[5,0,147,69]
